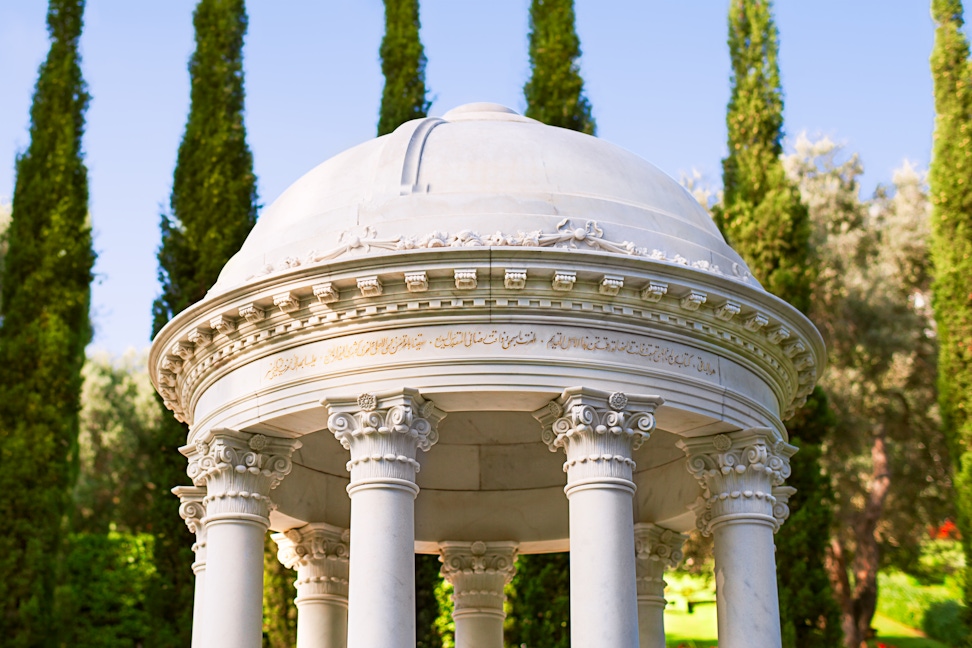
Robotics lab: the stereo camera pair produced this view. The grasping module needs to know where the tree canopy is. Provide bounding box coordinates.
[0,0,94,644]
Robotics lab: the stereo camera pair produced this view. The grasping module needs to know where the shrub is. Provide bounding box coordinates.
[922,599,971,646]
[55,532,155,647]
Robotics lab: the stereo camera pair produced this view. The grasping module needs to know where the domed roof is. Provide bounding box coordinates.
[210,102,757,295]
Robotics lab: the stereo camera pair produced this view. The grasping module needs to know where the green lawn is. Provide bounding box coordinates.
[661,611,951,648]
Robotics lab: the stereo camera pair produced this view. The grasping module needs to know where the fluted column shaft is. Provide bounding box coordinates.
[439,541,518,648]
[173,486,207,648]
[678,429,797,648]
[182,429,300,648]
[324,389,444,648]
[273,523,350,648]
[535,388,663,648]
[634,523,686,648]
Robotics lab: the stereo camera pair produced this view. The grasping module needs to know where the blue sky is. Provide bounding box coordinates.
[0,1,938,355]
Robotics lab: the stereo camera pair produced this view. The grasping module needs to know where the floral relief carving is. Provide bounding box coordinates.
[245,219,753,284]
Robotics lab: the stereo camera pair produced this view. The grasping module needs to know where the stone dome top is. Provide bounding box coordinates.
[211,103,757,295]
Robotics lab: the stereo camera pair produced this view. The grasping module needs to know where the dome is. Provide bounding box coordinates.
[211,102,757,295]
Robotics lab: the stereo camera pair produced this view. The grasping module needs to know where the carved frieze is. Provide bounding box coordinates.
[244,219,752,285]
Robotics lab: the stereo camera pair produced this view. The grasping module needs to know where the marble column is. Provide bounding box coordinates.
[273,523,351,648]
[534,388,663,648]
[678,429,797,648]
[173,486,208,648]
[438,541,518,648]
[182,429,301,648]
[323,389,444,648]
[633,523,686,648]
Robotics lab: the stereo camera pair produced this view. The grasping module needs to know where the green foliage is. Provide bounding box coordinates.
[0,1,94,645]
[776,388,844,647]
[262,533,297,648]
[925,599,971,646]
[417,553,445,648]
[523,0,595,134]
[377,0,429,136]
[55,533,156,648]
[75,351,161,534]
[878,569,968,645]
[506,553,570,648]
[433,576,455,648]
[715,0,812,313]
[787,137,950,646]
[929,0,972,629]
[148,1,259,644]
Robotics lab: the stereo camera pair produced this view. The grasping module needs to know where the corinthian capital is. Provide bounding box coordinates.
[439,541,518,618]
[533,388,663,490]
[172,485,208,572]
[677,429,797,535]
[180,429,301,524]
[634,523,686,604]
[272,523,350,603]
[322,388,445,491]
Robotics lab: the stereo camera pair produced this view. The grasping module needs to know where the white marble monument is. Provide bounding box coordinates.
[155,103,822,648]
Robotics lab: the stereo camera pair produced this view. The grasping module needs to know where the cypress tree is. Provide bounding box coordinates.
[716,2,841,646]
[377,0,430,136]
[929,0,972,625]
[506,3,594,643]
[149,1,258,644]
[0,0,95,644]
[523,0,595,134]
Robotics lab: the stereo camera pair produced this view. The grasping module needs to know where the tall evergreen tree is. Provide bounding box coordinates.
[506,3,594,643]
[929,0,972,627]
[0,0,94,644]
[716,2,841,646]
[377,0,430,136]
[523,0,595,134]
[149,1,258,644]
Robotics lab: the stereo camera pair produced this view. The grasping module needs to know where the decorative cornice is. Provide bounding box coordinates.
[677,429,797,536]
[151,247,821,430]
[533,388,662,492]
[173,485,208,571]
[322,389,445,492]
[272,523,350,602]
[245,219,755,285]
[439,541,518,617]
[634,523,686,602]
[180,429,301,524]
